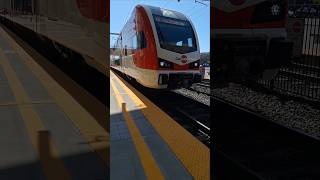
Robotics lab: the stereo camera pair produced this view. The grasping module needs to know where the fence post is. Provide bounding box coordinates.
[270,79,275,90]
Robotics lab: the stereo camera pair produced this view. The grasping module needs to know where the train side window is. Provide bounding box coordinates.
[13,0,32,14]
[132,35,137,51]
[188,38,193,47]
[124,45,128,56]
[137,31,147,49]
[176,41,183,46]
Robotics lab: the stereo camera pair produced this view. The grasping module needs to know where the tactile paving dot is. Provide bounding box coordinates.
[111,121,131,141]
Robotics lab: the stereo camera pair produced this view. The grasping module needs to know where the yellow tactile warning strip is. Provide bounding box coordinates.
[111,79,165,180]
[0,45,72,180]
[111,71,210,180]
[0,27,108,164]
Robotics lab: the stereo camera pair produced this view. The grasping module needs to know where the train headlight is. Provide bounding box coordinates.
[158,58,173,69]
[189,60,200,69]
[158,74,169,85]
[271,4,280,16]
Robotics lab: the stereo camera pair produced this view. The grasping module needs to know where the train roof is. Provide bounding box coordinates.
[138,4,189,21]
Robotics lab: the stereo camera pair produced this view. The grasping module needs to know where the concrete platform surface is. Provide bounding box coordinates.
[110,71,210,180]
[0,26,108,180]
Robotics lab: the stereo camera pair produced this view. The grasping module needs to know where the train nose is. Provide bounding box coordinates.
[166,73,202,89]
[193,74,202,83]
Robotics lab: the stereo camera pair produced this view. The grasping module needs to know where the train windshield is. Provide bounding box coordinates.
[153,15,197,54]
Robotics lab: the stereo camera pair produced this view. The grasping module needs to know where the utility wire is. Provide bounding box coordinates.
[195,0,209,6]
[188,0,210,18]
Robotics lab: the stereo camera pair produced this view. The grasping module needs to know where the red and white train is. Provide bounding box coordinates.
[0,0,108,76]
[212,0,293,82]
[111,5,202,89]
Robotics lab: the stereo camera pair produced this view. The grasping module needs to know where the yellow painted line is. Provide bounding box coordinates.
[111,76,146,109]
[0,46,72,180]
[110,80,124,107]
[111,71,210,180]
[0,27,108,164]
[111,79,164,180]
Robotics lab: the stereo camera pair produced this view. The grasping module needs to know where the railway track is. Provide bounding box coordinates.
[212,96,320,180]
[186,80,211,97]
[113,69,210,146]
[196,81,210,88]
[198,79,210,85]
[147,93,210,146]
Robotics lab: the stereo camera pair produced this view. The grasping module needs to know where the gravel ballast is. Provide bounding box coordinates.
[212,83,320,139]
[173,87,210,106]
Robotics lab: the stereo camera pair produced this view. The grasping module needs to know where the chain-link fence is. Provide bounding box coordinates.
[256,4,320,102]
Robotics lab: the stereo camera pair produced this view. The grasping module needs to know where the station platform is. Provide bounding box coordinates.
[110,71,210,180]
[0,26,108,179]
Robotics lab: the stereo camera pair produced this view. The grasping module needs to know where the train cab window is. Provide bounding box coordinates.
[153,15,197,54]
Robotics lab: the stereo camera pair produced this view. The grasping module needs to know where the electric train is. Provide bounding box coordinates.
[212,0,293,82]
[0,0,108,76]
[111,5,202,89]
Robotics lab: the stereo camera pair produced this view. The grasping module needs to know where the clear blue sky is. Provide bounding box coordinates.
[110,0,210,53]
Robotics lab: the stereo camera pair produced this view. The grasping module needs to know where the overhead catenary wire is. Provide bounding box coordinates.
[194,0,208,6]
[186,0,210,18]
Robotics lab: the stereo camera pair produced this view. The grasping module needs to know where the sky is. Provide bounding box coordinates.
[110,0,210,53]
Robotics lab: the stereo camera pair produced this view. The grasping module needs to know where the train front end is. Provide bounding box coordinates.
[212,0,293,83]
[144,5,202,89]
